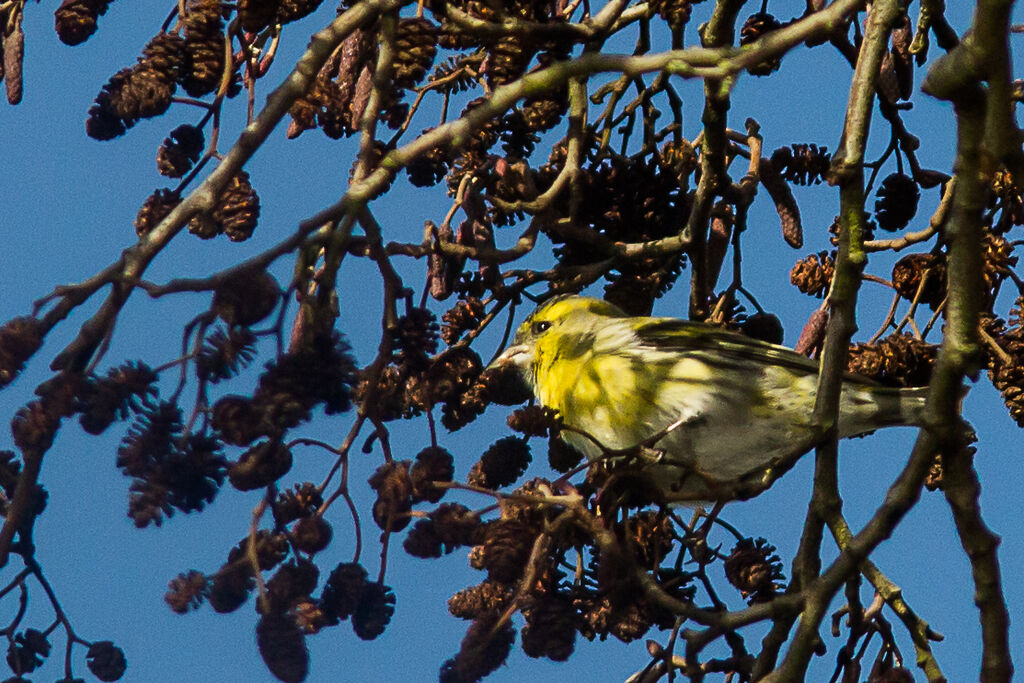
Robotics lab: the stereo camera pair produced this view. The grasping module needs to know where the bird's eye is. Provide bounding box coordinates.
[532,320,552,335]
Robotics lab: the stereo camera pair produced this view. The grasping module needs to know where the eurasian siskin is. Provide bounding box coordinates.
[490,295,929,501]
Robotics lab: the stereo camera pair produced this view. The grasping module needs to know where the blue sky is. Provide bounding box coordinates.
[0,1,1022,681]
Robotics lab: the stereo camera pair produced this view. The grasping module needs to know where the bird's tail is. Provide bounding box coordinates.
[838,384,931,438]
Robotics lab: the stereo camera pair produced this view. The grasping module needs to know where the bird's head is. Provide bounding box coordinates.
[487,295,627,382]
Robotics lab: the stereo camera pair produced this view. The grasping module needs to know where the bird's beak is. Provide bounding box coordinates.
[487,343,531,371]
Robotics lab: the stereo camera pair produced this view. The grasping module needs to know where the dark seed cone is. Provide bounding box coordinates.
[448,581,512,620]
[252,330,357,428]
[992,363,1024,426]
[256,613,309,683]
[85,641,127,682]
[352,365,418,422]
[626,510,675,569]
[740,312,784,345]
[264,559,319,614]
[468,544,486,570]
[85,32,183,138]
[874,172,920,232]
[506,405,561,438]
[157,124,204,178]
[660,138,698,179]
[232,528,289,569]
[291,515,333,554]
[347,140,394,198]
[0,317,45,389]
[790,251,834,297]
[211,394,265,446]
[212,269,280,327]
[86,95,130,140]
[165,570,209,614]
[380,88,410,131]
[547,436,583,472]
[847,333,937,387]
[393,18,438,89]
[467,436,531,490]
[447,151,490,197]
[486,35,532,88]
[390,307,439,371]
[740,12,782,76]
[410,446,455,503]
[891,252,946,307]
[497,111,538,160]
[351,582,396,640]
[440,298,485,345]
[827,211,876,246]
[276,0,324,24]
[407,143,450,187]
[215,171,261,241]
[54,0,111,46]
[322,562,369,622]
[430,502,481,547]
[649,0,692,30]
[498,477,554,528]
[115,400,185,480]
[991,169,1024,228]
[439,614,515,683]
[182,0,225,97]
[724,537,786,602]
[125,66,176,118]
[228,440,293,490]
[771,144,831,186]
[432,347,486,422]
[188,211,221,239]
[272,482,322,526]
[596,597,653,642]
[404,519,446,558]
[437,20,479,51]
[368,461,414,532]
[847,338,888,383]
[553,153,687,309]
[982,230,1018,293]
[476,363,532,406]
[238,0,280,33]
[522,91,567,133]
[6,628,51,674]
[76,361,158,435]
[521,596,576,661]
[96,65,171,124]
[317,79,357,139]
[142,32,186,82]
[207,567,252,613]
[480,518,535,584]
[287,94,319,137]
[11,398,60,455]
[986,323,1024,426]
[427,53,482,94]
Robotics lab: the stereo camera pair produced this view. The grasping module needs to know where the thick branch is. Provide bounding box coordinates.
[762,1,906,677]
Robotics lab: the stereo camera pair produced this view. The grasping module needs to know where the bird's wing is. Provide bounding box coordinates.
[632,317,874,383]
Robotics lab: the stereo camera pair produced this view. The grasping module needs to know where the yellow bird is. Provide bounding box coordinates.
[490,295,929,501]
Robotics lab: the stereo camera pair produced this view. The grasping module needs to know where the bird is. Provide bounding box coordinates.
[488,295,930,502]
